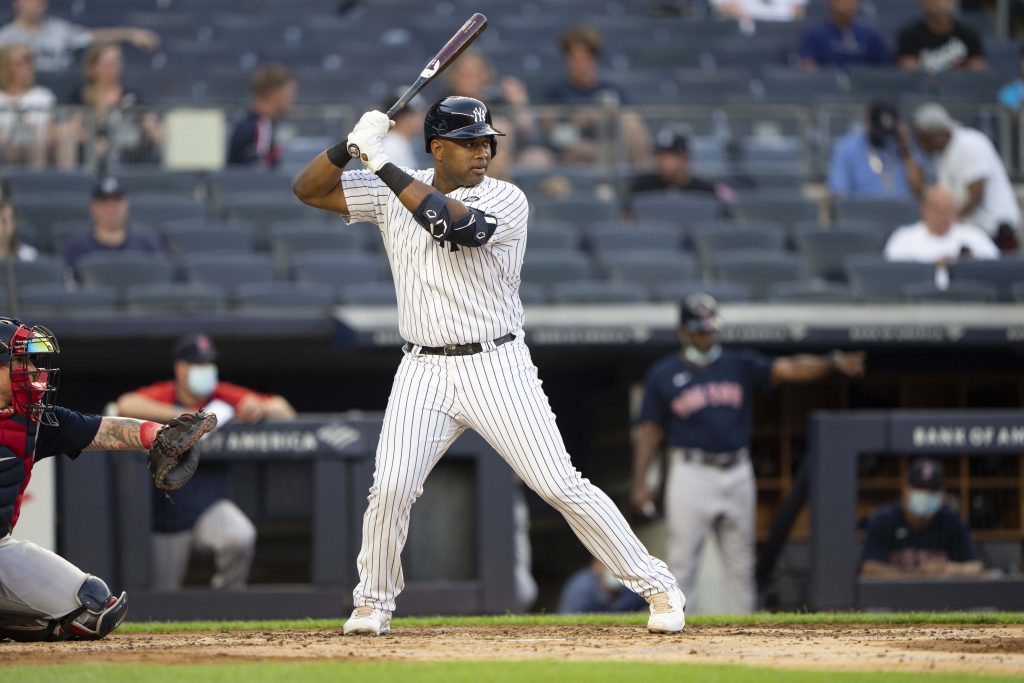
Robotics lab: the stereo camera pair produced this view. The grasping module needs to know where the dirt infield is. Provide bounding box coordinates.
[2,624,1024,675]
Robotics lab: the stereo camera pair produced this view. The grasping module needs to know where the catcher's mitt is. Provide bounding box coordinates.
[147,411,218,492]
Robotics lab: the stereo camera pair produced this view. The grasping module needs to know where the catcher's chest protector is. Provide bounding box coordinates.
[0,413,35,536]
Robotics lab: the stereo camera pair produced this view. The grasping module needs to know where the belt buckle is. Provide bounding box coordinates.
[713,452,731,468]
[443,343,460,356]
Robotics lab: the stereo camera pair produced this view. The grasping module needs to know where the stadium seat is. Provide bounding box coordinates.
[903,280,999,303]
[291,252,385,288]
[733,195,821,227]
[549,279,650,304]
[694,227,788,270]
[602,250,700,286]
[630,192,722,224]
[128,193,207,223]
[4,171,93,196]
[521,250,592,286]
[338,282,397,306]
[845,256,936,302]
[847,67,928,98]
[1011,281,1024,302]
[124,282,228,314]
[834,197,919,232]
[12,256,66,288]
[767,279,857,303]
[185,253,278,291]
[653,279,753,303]
[588,223,682,253]
[234,281,336,313]
[797,229,885,281]
[271,227,365,264]
[518,282,548,305]
[16,284,119,315]
[949,258,1024,301]
[532,197,618,228]
[76,253,174,292]
[758,67,843,101]
[527,229,579,251]
[164,226,255,256]
[712,250,805,300]
[117,172,203,197]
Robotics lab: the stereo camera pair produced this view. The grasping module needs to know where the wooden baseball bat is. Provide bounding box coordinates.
[347,13,488,159]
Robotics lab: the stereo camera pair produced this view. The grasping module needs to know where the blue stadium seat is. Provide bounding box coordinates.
[521,250,592,286]
[834,197,920,235]
[653,279,753,304]
[630,192,722,224]
[234,281,336,313]
[338,282,397,306]
[768,279,857,303]
[712,250,805,300]
[76,252,174,293]
[797,229,885,281]
[164,226,254,256]
[949,258,1024,301]
[16,284,119,315]
[533,197,618,228]
[588,223,682,253]
[549,280,650,304]
[694,227,788,272]
[903,280,999,303]
[518,282,548,305]
[291,252,386,288]
[527,229,579,251]
[4,171,93,196]
[12,256,66,288]
[602,250,700,285]
[733,195,822,227]
[124,282,229,314]
[186,253,278,292]
[128,193,207,223]
[845,255,936,302]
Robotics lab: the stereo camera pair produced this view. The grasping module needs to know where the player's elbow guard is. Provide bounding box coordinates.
[414,192,497,248]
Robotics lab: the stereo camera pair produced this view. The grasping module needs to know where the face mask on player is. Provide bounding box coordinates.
[683,344,722,367]
[186,364,217,398]
[907,489,943,518]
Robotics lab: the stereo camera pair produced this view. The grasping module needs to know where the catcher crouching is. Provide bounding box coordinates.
[0,317,216,641]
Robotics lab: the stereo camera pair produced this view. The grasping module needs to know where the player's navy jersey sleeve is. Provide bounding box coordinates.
[945,510,980,562]
[340,168,388,226]
[739,349,774,393]
[859,504,895,563]
[34,406,102,461]
[639,366,669,426]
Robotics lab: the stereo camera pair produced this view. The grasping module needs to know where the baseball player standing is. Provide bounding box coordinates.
[294,95,684,635]
[631,294,866,613]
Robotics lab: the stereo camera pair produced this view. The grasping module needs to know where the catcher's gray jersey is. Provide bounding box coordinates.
[341,168,528,348]
[338,169,679,615]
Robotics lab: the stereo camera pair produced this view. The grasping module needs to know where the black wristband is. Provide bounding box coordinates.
[326,139,352,169]
[376,162,415,196]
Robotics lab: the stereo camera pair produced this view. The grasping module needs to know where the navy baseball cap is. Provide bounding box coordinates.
[92,176,125,200]
[908,458,944,491]
[174,333,217,363]
[655,129,689,155]
[679,293,721,333]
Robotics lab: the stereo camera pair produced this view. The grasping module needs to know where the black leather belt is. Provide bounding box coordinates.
[405,332,516,357]
[670,447,749,470]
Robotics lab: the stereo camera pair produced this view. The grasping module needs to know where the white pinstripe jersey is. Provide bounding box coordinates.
[340,168,530,347]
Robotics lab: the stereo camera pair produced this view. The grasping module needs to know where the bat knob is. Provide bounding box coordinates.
[347,143,361,158]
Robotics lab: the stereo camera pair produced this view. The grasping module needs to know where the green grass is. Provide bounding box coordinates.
[119,610,1024,633]
[2,661,1020,683]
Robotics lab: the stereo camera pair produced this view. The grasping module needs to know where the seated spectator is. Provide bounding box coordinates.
[896,0,986,73]
[0,178,38,262]
[711,0,806,33]
[446,50,548,177]
[997,45,1024,111]
[227,64,296,169]
[0,42,57,168]
[885,185,999,272]
[625,129,733,215]
[541,25,651,167]
[380,94,424,171]
[557,559,646,614]
[909,103,1020,251]
[828,102,918,200]
[799,0,890,71]
[70,43,164,167]
[61,176,164,278]
[0,0,158,73]
[116,333,296,591]
[860,458,984,578]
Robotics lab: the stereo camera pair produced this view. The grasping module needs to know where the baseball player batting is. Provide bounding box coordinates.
[0,317,215,641]
[293,96,684,635]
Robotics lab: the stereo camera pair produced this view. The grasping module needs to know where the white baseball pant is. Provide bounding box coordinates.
[353,335,678,613]
[0,535,86,629]
[150,499,256,590]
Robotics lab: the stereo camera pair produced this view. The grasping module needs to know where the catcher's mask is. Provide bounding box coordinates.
[0,317,60,426]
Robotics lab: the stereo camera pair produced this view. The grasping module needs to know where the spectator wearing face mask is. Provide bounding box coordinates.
[115,333,296,591]
[860,458,984,578]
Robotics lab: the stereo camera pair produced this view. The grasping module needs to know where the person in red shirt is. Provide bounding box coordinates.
[115,333,296,591]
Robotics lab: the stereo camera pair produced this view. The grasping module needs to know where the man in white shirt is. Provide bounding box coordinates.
[0,0,158,72]
[711,0,807,33]
[909,103,1021,251]
[885,185,1000,266]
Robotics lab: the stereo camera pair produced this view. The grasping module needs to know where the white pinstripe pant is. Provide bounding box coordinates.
[353,335,678,613]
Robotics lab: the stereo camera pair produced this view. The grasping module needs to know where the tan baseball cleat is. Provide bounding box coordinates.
[646,588,686,633]
[343,605,391,636]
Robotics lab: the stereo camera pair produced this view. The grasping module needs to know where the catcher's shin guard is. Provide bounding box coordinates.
[64,575,128,640]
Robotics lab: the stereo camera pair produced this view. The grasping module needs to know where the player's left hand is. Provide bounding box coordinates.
[148,411,218,492]
[832,351,866,378]
[347,111,395,173]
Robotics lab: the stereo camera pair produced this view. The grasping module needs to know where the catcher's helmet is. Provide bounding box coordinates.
[424,95,505,156]
[679,293,721,333]
[0,317,60,425]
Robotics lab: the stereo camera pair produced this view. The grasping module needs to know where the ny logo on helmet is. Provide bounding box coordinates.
[472,107,486,123]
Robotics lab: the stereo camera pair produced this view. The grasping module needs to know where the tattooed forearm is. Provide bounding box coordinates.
[84,417,149,451]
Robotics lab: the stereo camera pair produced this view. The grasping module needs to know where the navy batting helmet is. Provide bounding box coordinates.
[679,293,721,333]
[424,96,505,156]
